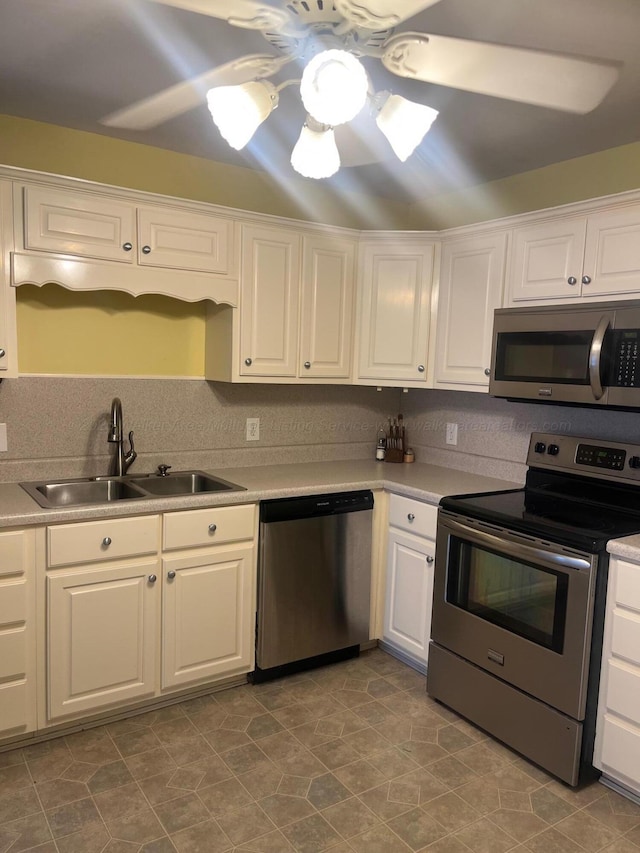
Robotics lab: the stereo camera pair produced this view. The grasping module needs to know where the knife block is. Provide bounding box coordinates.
[385,448,404,463]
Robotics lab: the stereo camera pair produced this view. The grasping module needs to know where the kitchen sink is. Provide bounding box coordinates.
[22,478,148,508]
[128,471,243,496]
[20,470,245,508]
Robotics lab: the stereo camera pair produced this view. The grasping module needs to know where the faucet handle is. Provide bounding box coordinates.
[157,464,172,477]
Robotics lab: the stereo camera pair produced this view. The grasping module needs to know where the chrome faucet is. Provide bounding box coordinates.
[108,397,136,476]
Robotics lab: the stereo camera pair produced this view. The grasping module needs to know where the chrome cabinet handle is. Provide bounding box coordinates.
[245,358,252,366]
[426,555,434,564]
[148,574,157,583]
[0,349,5,359]
[407,513,415,522]
[304,361,311,369]
[484,368,491,376]
[142,245,151,254]
[582,275,592,285]
[208,523,217,534]
[167,570,176,580]
[417,364,425,373]
[567,276,577,285]
[102,537,112,547]
[122,242,133,251]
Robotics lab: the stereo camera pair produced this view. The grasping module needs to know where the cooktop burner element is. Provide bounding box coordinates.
[441,432,640,552]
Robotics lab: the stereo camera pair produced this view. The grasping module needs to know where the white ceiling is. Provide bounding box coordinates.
[1,0,640,203]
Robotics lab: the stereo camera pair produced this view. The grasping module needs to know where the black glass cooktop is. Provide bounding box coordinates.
[440,469,640,552]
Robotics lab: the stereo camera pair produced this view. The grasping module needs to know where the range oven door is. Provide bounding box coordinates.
[432,511,599,720]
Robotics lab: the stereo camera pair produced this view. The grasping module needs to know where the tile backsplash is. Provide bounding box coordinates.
[2,377,636,485]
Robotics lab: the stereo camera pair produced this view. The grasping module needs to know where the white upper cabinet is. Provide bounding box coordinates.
[300,233,355,379]
[239,223,301,378]
[0,180,17,377]
[357,238,436,384]
[14,184,239,304]
[508,204,640,304]
[435,231,508,391]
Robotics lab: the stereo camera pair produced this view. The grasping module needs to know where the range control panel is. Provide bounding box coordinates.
[528,432,640,484]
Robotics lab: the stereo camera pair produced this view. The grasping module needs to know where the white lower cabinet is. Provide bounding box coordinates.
[162,543,254,689]
[594,557,640,798]
[44,504,257,725]
[0,528,36,739]
[383,494,437,670]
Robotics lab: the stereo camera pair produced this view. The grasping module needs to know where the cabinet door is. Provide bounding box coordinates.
[582,205,640,298]
[47,560,159,720]
[240,224,301,377]
[162,544,254,689]
[384,528,435,667]
[358,241,434,382]
[137,206,234,274]
[0,180,16,377]
[435,232,507,389]
[300,234,355,378]
[22,186,136,263]
[508,217,586,303]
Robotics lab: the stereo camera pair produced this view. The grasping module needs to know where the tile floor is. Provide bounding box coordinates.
[0,648,639,853]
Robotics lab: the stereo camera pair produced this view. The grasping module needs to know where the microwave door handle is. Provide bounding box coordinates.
[589,316,610,400]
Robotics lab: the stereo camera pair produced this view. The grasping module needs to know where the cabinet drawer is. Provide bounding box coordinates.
[600,714,640,791]
[0,580,26,626]
[48,515,160,567]
[606,659,640,724]
[0,627,26,681]
[388,494,438,539]
[616,560,640,613]
[164,504,255,550]
[0,529,30,577]
[0,680,30,734]
[611,608,640,667]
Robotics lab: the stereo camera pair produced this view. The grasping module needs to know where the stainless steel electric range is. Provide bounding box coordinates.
[428,432,640,786]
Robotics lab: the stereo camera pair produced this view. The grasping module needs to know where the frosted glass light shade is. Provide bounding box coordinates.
[300,49,368,126]
[206,81,278,150]
[375,94,439,161]
[291,125,340,179]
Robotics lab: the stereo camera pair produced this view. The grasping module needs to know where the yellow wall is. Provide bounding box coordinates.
[409,141,640,230]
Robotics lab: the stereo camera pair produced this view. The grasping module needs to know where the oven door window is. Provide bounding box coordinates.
[495,331,592,384]
[446,538,569,652]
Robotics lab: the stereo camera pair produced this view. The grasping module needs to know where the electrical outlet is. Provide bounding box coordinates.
[0,424,6,452]
[246,417,260,441]
[446,422,458,446]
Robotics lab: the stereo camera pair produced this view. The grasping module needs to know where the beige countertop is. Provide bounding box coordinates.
[0,460,521,528]
[607,534,640,561]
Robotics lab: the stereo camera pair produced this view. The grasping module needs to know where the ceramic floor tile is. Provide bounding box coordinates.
[1,648,640,853]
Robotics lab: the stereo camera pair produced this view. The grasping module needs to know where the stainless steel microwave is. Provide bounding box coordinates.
[489,300,640,408]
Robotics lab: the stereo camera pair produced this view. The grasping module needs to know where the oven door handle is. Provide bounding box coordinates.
[589,315,610,401]
[441,517,593,574]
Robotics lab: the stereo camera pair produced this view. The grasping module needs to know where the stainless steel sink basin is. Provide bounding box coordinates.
[20,470,245,508]
[129,471,244,496]
[21,478,147,508]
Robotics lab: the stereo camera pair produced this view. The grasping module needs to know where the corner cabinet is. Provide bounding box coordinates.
[594,556,640,800]
[0,180,17,377]
[382,494,437,672]
[206,224,356,383]
[507,203,640,305]
[434,231,507,391]
[357,237,436,386]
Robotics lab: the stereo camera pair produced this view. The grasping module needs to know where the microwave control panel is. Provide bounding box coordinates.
[610,329,640,387]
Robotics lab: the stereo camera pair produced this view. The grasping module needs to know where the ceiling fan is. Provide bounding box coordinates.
[100,0,621,178]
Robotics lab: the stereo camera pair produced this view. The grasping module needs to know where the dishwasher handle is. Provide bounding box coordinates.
[260,490,374,523]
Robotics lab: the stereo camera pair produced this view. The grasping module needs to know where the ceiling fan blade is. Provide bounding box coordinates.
[382,32,620,114]
[147,0,292,31]
[334,0,442,30]
[100,54,291,130]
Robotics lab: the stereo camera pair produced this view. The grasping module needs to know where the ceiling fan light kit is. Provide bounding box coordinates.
[108,0,622,181]
[206,80,278,150]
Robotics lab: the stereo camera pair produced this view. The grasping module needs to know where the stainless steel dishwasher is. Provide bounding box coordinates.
[253,490,374,682]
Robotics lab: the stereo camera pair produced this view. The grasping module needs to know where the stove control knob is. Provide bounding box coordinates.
[534,442,546,454]
[629,456,640,469]
[547,444,560,456]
